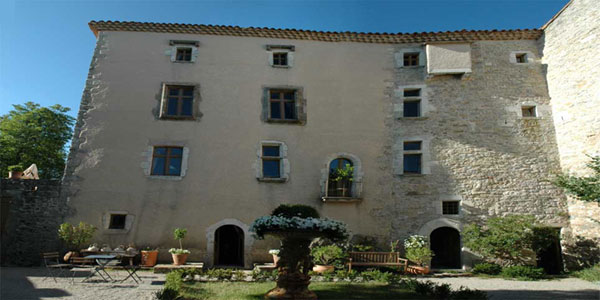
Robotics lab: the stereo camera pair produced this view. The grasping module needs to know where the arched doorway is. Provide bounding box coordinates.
[214,225,244,267]
[430,227,461,269]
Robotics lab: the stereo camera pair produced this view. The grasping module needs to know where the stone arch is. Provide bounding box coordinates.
[418,218,464,270]
[320,152,363,198]
[205,219,254,268]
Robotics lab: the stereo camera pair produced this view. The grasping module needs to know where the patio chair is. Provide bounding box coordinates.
[70,257,100,283]
[42,252,72,283]
[112,254,142,283]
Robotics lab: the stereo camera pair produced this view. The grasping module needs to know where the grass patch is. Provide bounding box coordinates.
[572,264,600,282]
[179,281,427,300]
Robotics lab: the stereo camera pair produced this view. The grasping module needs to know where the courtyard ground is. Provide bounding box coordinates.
[0,267,598,300]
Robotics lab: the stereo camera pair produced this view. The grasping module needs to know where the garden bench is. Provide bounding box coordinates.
[347,252,408,272]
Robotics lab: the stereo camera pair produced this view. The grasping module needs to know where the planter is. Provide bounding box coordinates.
[312,264,334,273]
[272,254,280,265]
[172,253,189,265]
[407,265,430,275]
[141,250,158,267]
[8,171,23,179]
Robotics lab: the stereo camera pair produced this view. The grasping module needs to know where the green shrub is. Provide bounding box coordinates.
[500,265,545,280]
[165,270,184,290]
[8,164,24,172]
[472,263,502,275]
[58,222,96,251]
[572,264,600,282]
[450,286,488,299]
[335,269,358,280]
[311,245,347,267]
[271,204,320,219]
[154,287,179,300]
[432,283,452,299]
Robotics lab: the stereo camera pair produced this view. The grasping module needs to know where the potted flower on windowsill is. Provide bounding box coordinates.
[8,164,24,179]
[169,228,190,265]
[311,245,346,273]
[269,249,280,265]
[329,164,354,197]
[404,235,433,274]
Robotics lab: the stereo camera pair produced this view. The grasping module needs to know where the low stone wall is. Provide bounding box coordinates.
[0,179,65,266]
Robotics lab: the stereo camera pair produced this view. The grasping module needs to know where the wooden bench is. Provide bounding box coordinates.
[347,252,408,272]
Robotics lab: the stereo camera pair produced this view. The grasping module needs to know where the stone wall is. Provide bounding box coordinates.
[0,179,65,266]
[541,0,600,268]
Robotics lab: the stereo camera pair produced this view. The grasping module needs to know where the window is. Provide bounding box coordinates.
[269,90,296,121]
[403,141,422,174]
[163,85,194,118]
[175,48,192,62]
[404,52,419,66]
[109,214,127,229]
[515,53,527,64]
[151,146,183,176]
[273,52,288,66]
[262,145,281,178]
[442,201,460,215]
[522,106,537,117]
[403,89,421,118]
[327,158,353,197]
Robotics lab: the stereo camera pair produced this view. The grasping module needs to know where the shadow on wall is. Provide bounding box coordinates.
[562,236,600,271]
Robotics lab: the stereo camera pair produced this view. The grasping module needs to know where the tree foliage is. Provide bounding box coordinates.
[0,102,75,179]
[463,215,552,266]
[553,155,600,203]
[58,222,96,251]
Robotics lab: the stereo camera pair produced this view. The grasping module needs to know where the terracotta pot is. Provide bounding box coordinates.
[141,250,158,267]
[407,265,430,275]
[172,253,189,265]
[8,171,23,179]
[272,254,280,265]
[312,264,335,273]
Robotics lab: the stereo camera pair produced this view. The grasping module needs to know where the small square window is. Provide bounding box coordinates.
[269,90,297,121]
[442,201,460,215]
[162,85,194,119]
[515,53,527,64]
[403,89,421,97]
[403,141,422,151]
[176,48,192,62]
[273,52,288,66]
[262,145,281,178]
[109,214,127,229]
[151,146,183,176]
[404,154,422,174]
[403,53,419,66]
[522,106,537,117]
[404,101,421,117]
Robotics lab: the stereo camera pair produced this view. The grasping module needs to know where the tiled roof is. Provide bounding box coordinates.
[89,21,543,44]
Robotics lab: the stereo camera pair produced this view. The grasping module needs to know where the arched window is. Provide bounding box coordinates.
[327,158,353,197]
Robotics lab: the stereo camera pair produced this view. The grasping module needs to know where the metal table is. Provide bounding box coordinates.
[84,254,116,282]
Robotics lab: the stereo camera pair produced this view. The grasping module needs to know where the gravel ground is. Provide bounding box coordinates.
[1,267,599,300]
[0,267,165,300]
[425,277,599,300]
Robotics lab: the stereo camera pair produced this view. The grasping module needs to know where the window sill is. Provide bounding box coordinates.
[400,173,425,177]
[172,60,195,64]
[271,65,291,69]
[519,117,541,120]
[148,175,184,181]
[159,116,196,121]
[104,229,131,235]
[400,65,424,69]
[321,197,362,203]
[257,177,287,183]
[266,119,302,125]
[399,116,428,120]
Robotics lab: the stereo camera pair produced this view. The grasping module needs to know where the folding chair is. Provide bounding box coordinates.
[114,254,142,283]
[42,252,72,283]
[70,257,102,283]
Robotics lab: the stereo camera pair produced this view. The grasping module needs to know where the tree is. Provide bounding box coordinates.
[553,155,600,204]
[0,102,75,179]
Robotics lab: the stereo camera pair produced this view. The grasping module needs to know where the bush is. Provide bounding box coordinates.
[572,264,600,282]
[500,265,545,280]
[450,286,488,300]
[472,263,502,275]
[154,287,179,300]
[8,164,24,172]
[311,245,347,266]
[58,222,96,251]
[271,204,320,219]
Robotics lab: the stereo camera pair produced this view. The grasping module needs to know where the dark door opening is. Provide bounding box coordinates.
[430,227,461,269]
[215,225,244,267]
[536,227,564,274]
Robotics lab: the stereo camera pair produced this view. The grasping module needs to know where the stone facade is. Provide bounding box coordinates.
[61,0,597,269]
[541,0,600,268]
[1,179,65,266]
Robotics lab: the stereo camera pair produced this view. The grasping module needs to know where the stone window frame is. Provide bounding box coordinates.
[320,152,363,201]
[158,82,202,121]
[141,142,190,181]
[515,101,545,120]
[394,136,431,176]
[436,195,463,217]
[102,211,135,234]
[266,45,295,68]
[395,84,429,119]
[509,51,535,65]
[395,47,426,68]
[261,85,306,125]
[168,40,199,63]
[256,140,290,183]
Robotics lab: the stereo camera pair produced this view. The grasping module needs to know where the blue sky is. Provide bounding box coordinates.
[0,0,567,118]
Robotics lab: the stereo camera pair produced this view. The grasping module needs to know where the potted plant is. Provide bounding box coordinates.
[58,222,96,262]
[330,163,354,197]
[269,249,280,265]
[311,244,346,273]
[404,235,433,274]
[169,228,190,265]
[141,246,159,267]
[8,164,24,179]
